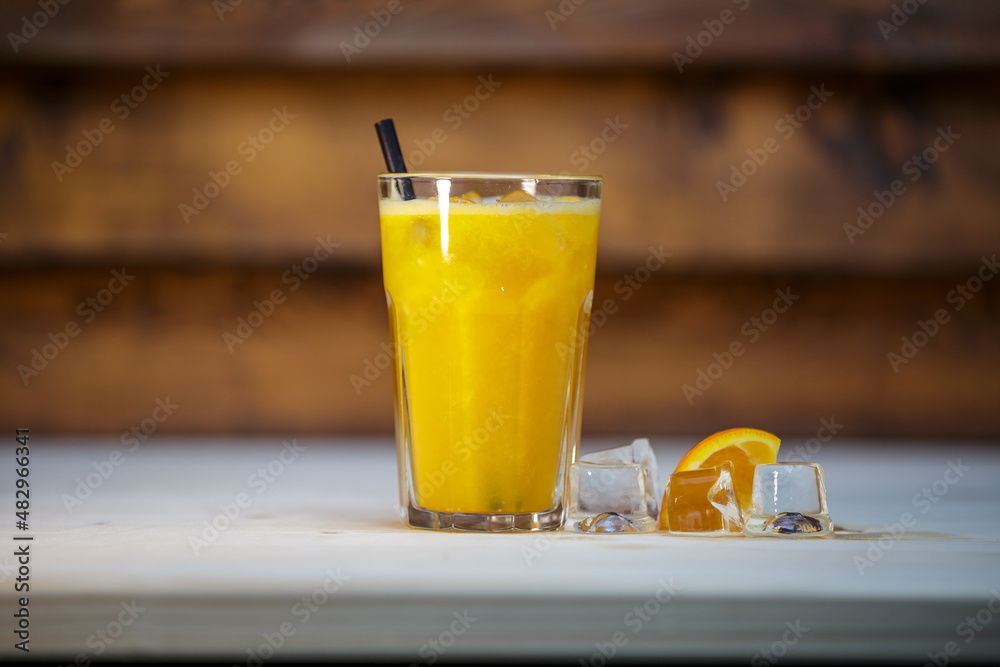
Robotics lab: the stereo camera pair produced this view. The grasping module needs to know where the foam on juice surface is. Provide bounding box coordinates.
[380,197,599,513]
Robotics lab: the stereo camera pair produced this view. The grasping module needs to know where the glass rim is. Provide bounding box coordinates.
[378,172,602,182]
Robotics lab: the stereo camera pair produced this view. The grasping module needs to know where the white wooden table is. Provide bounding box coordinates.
[3,437,999,663]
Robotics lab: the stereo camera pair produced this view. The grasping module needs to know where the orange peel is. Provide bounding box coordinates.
[674,428,781,512]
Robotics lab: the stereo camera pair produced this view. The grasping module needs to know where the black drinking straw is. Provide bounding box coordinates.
[375,118,416,200]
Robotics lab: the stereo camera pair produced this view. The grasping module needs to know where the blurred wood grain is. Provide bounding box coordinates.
[1,1,998,438]
[1,69,997,272]
[1,0,998,68]
[3,269,998,437]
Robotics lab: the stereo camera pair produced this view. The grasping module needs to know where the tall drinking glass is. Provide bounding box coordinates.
[378,173,601,531]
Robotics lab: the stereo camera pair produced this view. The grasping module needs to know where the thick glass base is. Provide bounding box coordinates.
[404,502,564,532]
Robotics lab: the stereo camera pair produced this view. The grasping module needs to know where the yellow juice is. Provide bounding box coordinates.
[380,196,599,514]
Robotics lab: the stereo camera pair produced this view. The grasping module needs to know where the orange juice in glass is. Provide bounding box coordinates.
[378,173,601,531]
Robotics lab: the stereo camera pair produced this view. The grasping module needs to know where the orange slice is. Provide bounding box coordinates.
[674,428,781,512]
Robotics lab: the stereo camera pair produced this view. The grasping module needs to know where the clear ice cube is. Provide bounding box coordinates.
[764,512,824,534]
[743,463,833,537]
[571,462,646,513]
[579,438,659,517]
[578,512,639,533]
[566,439,658,532]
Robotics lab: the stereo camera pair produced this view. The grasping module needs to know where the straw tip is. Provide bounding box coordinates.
[375,118,415,199]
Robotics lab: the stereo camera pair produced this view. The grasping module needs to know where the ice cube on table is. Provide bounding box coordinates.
[579,438,659,517]
[763,512,825,534]
[659,462,742,536]
[578,512,639,533]
[565,439,658,533]
[743,463,833,537]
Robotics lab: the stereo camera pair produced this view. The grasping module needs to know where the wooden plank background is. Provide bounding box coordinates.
[2,68,998,271]
[4,269,1000,437]
[2,0,999,68]
[1,1,998,438]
